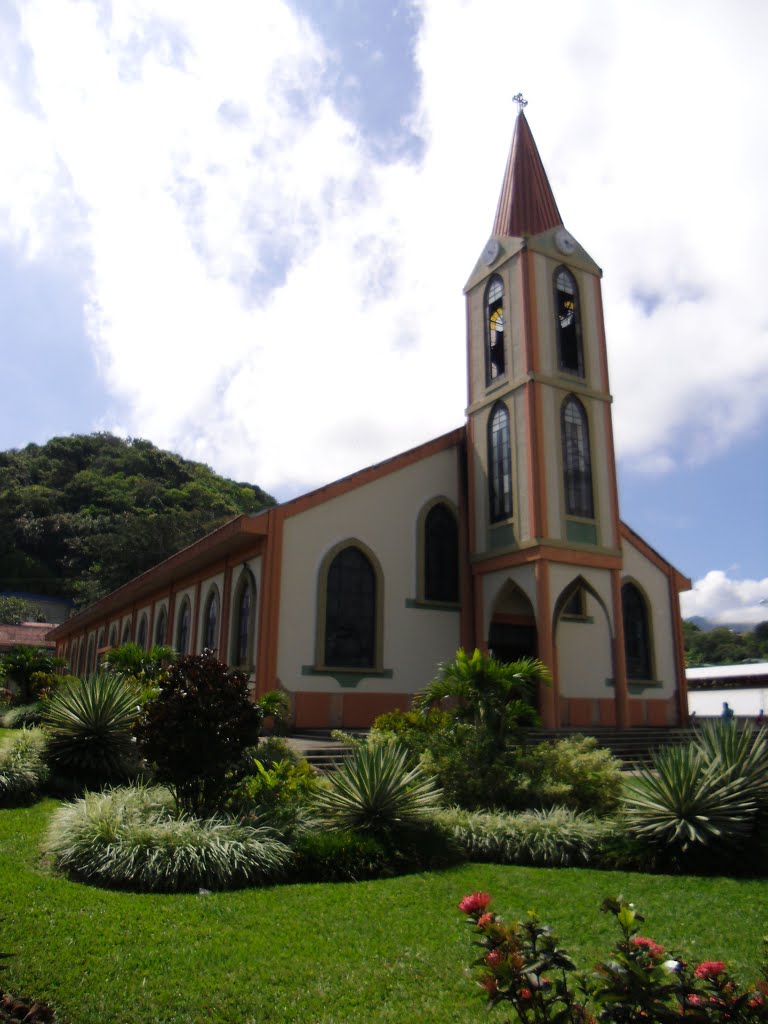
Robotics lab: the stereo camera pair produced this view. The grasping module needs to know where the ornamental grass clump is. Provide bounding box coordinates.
[0,728,48,805]
[437,805,618,867]
[314,742,442,836]
[459,891,768,1022]
[47,785,290,893]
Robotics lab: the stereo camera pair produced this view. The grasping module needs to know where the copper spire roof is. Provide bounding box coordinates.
[491,112,563,237]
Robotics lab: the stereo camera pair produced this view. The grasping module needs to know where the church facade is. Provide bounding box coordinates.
[49,112,691,730]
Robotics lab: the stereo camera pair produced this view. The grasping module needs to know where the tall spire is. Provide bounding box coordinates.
[491,111,562,238]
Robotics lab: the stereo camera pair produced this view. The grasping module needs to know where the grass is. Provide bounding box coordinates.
[0,800,766,1024]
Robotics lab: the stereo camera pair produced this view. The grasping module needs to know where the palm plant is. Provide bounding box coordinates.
[43,671,141,782]
[102,642,176,685]
[623,742,759,853]
[256,689,291,735]
[0,646,66,704]
[315,743,442,835]
[413,647,548,746]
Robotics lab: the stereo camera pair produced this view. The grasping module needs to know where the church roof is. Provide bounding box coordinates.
[492,112,563,237]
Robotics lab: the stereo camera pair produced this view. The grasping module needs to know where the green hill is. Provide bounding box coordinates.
[0,433,276,607]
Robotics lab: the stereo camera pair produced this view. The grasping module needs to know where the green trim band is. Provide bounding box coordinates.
[405,598,460,612]
[301,665,394,689]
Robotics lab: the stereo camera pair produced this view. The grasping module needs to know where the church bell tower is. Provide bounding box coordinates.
[463,104,628,727]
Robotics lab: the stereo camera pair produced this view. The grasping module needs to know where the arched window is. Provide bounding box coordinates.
[86,636,95,674]
[324,545,377,669]
[554,267,584,376]
[203,586,220,653]
[77,639,86,675]
[561,395,594,519]
[622,582,652,680]
[424,503,459,602]
[231,571,256,668]
[96,628,105,652]
[121,621,131,644]
[154,607,167,646]
[485,274,506,383]
[71,640,79,673]
[137,614,148,650]
[176,599,190,655]
[488,402,512,522]
[108,624,118,649]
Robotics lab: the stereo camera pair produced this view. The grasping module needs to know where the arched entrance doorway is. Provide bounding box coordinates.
[488,580,537,663]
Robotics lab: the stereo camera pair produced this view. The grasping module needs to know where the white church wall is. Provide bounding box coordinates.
[276,445,461,697]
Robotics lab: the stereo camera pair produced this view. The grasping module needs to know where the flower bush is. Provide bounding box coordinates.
[459,891,768,1022]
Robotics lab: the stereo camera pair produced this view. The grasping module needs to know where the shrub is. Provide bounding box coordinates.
[314,742,442,836]
[370,708,453,754]
[437,805,618,867]
[134,652,262,816]
[458,892,768,1023]
[517,735,624,815]
[290,829,390,882]
[1,701,46,729]
[419,726,531,810]
[46,786,290,892]
[43,672,141,784]
[0,728,48,805]
[256,689,291,736]
[248,736,300,767]
[227,757,320,838]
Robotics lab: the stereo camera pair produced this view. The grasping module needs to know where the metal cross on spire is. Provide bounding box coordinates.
[512,92,528,114]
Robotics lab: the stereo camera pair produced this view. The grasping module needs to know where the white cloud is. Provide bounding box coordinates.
[681,570,768,626]
[1,0,767,499]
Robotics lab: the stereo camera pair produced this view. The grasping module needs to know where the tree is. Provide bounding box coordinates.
[134,651,263,816]
[413,647,549,747]
[0,596,43,624]
[0,646,65,703]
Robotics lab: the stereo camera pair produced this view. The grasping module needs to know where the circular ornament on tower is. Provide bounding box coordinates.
[554,227,576,256]
[481,238,500,266]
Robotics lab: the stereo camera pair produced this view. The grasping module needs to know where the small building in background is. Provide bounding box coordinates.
[686,663,768,718]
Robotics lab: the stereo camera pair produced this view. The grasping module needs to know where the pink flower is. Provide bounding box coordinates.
[630,936,666,958]
[485,949,504,968]
[477,912,494,929]
[459,891,492,915]
[695,961,727,979]
[687,994,703,1007]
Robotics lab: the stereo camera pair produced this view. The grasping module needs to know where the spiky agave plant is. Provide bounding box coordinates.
[43,671,141,782]
[694,719,768,806]
[315,743,442,835]
[623,743,759,852]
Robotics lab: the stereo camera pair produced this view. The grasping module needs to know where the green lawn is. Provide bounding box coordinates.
[1,800,766,1024]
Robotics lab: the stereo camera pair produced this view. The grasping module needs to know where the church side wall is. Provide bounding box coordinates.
[276,446,462,728]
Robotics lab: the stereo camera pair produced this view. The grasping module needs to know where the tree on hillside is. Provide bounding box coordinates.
[0,596,44,624]
[0,433,276,606]
[684,620,768,666]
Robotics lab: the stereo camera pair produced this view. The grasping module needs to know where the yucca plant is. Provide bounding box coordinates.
[0,728,49,805]
[623,742,759,853]
[43,671,141,782]
[47,785,290,892]
[695,719,768,806]
[315,743,442,835]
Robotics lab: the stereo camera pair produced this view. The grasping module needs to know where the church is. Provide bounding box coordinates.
[49,110,691,731]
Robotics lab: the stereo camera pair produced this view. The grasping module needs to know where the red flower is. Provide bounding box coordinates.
[485,949,504,968]
[687,994,703,1007]
[477,912,494,929]
[519,988,533,1001]
[459,891,492,915]
[630,936,666,958]
[695,961,727,979]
